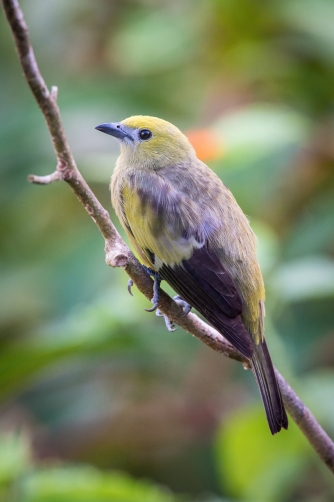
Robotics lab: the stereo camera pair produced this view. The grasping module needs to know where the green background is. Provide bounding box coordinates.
[1,0,334,500]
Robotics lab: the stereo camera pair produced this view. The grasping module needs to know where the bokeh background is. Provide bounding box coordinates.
[1,0,334,500]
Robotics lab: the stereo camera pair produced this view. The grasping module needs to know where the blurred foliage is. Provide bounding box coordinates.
[1,0,334,500]
[216,407,307,501]
[0,431,180,502]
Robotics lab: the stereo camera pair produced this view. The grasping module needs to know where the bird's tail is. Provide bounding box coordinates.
[251,338,288,434]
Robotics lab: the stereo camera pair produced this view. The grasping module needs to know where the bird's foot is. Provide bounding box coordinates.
[156,309,177,332]
[155,295,192,333]
[143,265,161,312]
[173,295,192,317]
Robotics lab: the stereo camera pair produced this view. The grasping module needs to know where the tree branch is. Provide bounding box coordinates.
[3,0,334,474]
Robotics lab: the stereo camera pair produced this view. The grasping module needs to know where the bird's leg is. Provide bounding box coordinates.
[156,295,192,333]
[141,265,192,329]
[143,265,162,312]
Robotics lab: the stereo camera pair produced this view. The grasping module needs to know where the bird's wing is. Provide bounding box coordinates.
[121,171,254,358]
[159,245,253,358]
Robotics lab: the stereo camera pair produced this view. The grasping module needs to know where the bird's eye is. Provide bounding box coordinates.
[139,129,152,140]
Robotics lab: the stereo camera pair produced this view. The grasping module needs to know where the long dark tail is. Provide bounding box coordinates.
[251,338,288,434]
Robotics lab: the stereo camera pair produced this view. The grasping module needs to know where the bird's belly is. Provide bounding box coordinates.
[123,188,196,267]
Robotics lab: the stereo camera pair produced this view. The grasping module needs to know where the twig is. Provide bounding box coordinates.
[27,171,62,185]
[2,0,334,474]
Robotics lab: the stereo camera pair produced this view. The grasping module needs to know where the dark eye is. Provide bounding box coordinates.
[139,129,152,140]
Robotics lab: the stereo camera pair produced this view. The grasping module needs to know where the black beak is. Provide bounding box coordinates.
[95,122,134,141]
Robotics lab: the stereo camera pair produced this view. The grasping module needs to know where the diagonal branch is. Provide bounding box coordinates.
[2,0,334,474]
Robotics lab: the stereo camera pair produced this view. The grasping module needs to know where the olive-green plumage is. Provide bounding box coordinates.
[96,115,288,434]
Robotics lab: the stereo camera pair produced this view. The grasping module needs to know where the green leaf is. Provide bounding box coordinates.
[0,433,30,487]
[271,257,334,302]
[280,0,334,61]
[215,406,307,501]
[110,10,198,76]
[214,104,310,167]
[22,466,179,502]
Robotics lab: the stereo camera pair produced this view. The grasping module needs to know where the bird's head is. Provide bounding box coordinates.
[95,115,196,168]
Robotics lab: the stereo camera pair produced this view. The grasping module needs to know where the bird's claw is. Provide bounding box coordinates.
[141,265,190,331]
[154,295,191,332]
[173,295,192,317]
[145,301,159,313]
[127,278,134,296]
[156,309,177,332]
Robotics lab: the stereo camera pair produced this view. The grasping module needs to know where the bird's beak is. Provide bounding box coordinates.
[95,122,134,142]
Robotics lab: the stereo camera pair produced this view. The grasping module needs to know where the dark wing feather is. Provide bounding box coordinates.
[159,245,253,358]
[252,339,288,434]
[160,245,288,433]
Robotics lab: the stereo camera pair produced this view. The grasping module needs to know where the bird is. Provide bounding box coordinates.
[95,115,288,435]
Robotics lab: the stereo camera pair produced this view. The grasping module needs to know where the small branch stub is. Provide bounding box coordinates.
[28,170,62,185]
[28,159,70,185]
[105,247,129,268]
